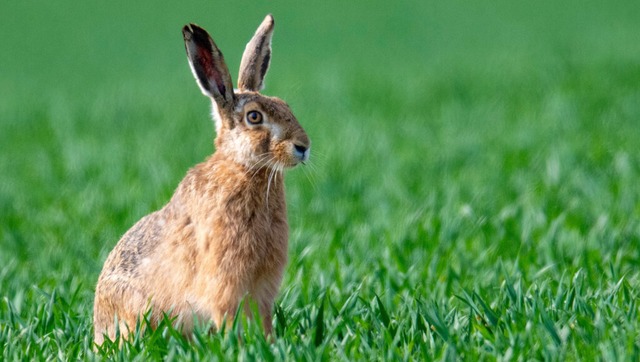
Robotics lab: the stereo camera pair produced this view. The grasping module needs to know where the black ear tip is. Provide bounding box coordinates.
[183,23,207,35]
[183,24,212,45]
[182,25,193,39]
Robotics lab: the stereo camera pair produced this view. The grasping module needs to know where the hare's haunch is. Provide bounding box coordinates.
[93,14,310,345]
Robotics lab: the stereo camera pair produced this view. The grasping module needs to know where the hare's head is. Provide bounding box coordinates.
[182,15,310,170]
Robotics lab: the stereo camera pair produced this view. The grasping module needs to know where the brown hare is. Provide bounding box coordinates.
[93,14,310,346]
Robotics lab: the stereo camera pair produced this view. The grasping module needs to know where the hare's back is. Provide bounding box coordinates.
[101,212,165,277]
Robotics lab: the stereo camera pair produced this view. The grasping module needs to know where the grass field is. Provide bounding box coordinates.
[1,0,640,359]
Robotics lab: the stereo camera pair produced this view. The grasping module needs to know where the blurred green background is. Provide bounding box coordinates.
[1,0,640,359]
[3,0,638,88]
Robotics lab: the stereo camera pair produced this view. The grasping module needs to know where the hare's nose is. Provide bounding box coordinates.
[293,143,310,162]
[294,144,308,154]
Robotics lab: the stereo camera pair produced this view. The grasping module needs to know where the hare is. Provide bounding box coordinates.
[93,14,310,346]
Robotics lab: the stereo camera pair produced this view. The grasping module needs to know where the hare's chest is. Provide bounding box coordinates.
[206,200,287,256]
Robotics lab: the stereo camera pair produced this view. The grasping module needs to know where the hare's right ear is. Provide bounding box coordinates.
[183,24,235,115]
[238,15,275,92]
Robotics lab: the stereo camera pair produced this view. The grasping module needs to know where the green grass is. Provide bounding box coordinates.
[1,0,640,360]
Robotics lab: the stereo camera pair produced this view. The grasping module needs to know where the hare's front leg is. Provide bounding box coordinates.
[206,281,276,335]
[210,297,274,335]
[206,280,245,332]
[252,276,283,336]
[258,300,274,336]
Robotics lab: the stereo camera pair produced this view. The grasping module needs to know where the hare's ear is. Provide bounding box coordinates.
[183,24,235,114]
[238,14,275,92]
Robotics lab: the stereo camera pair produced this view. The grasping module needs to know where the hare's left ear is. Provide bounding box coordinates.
[238,14,275,92]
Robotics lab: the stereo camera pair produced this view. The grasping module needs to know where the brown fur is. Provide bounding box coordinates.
[93,15,309,345]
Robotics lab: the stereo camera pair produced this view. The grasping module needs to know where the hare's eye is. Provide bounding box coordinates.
[246,110,263,125]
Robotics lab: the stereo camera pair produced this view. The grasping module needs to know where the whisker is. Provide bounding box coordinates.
[251,153,272,171]
[302,164,319,192]
[266,164,278,209]
[248,153,274,181]
[307,150,329,169]
[305,158,320,174]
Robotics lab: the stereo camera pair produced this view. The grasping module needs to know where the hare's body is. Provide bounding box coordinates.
[94,154,287,344]
[94,15,309,345]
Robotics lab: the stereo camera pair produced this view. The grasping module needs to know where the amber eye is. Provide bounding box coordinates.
[246,110,263,125]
